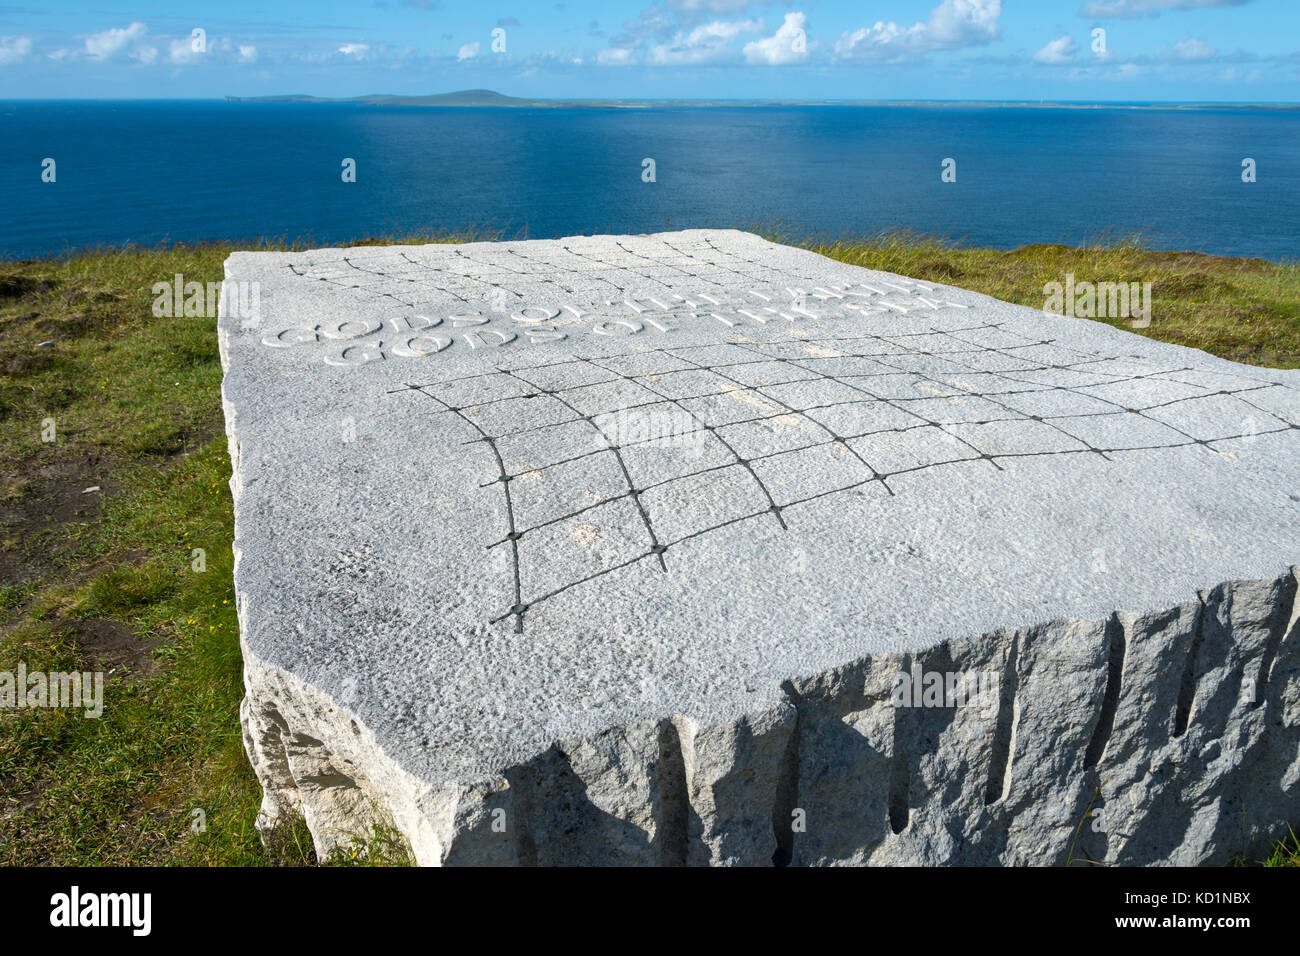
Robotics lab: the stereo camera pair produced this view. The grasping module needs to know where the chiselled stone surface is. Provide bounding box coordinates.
[219,229,1300,866]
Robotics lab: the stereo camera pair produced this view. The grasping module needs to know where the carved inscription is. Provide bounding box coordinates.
[259,281,969,367]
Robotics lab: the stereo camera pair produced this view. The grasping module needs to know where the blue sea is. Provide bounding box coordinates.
[1,100,1297,261]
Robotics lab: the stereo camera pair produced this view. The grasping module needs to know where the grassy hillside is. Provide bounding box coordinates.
[0,232,1296,866]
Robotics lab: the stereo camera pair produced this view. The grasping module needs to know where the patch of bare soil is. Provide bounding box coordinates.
[0,447,114,588]
[62,617,162,680]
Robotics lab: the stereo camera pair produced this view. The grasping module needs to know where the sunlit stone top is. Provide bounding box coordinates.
[219,229,1300,784]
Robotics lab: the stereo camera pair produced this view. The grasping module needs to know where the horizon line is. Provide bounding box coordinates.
[6,95,1300,107]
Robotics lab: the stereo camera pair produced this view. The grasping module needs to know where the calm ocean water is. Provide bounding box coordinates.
[1,100,1297,261]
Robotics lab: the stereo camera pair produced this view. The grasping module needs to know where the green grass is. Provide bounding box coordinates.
[788,229,1300,369]
[1259,829,1300,866]
[0,236,451,866]
[0,231,1296,866]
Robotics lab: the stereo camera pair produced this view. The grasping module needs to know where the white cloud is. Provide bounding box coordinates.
[834,0,1002,61]
[1078,0,1250,18]
[1168,37,1216,60]
[338,43,370,58]
[743,12,810,65]
[83,22,156,63]
[687,18,764,43]
[612,6,676,48]
[647,17,763,64]
[668,0,775,13]
[168,37,201,64]
[0,34,31,65]
[148,33,260,66]
[43,24,258,68]
[1033,34,1078,64]
[457,41,480,60]
[1219,65,1259,82]
[600,0,1001,68]
[927,0,1002,47]
[597,46,635,65]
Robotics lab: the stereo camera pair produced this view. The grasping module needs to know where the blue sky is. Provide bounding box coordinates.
[0,0,1295,101]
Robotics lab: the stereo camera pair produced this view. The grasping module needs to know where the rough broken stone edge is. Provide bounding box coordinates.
[219,250,1300,867]
[233,563,1300,866]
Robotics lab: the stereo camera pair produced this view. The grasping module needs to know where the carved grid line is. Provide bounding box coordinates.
[280,241,1300,631]
[399,330,1297,632]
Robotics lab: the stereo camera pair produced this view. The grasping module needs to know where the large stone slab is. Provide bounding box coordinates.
[219,230,1300,866]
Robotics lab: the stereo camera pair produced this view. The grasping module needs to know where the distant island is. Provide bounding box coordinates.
[223,89,758,108]
[224,89,1300,110]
